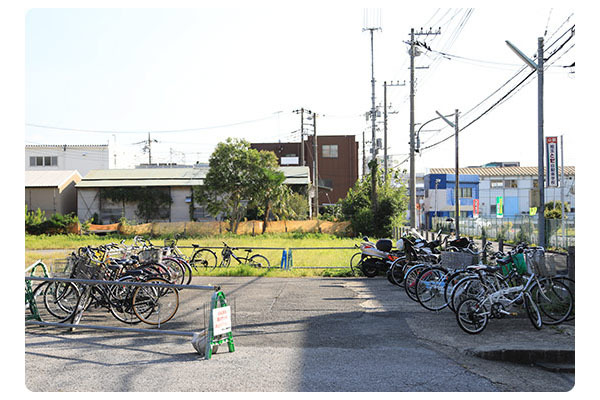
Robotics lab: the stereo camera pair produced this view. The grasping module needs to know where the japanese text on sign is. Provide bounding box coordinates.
[546,136,559,187]
[212,306,232,336]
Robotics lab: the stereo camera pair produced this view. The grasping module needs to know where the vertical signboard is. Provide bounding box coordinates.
[473,199,479,218]
[546,136,559,187]
[212,306,232,336]
[496,196,503,219]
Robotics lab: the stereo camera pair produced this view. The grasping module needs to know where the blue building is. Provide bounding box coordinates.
[422,173,479,229]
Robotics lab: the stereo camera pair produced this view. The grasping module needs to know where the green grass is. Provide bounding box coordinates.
[25,233,365,277]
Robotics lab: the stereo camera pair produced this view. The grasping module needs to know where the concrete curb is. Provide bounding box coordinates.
[468,348,574,369]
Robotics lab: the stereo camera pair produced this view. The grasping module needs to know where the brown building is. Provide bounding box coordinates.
[251,135,359,207]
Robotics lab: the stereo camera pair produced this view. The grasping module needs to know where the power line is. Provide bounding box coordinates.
[26,113,282,135]
[419,24,574,153]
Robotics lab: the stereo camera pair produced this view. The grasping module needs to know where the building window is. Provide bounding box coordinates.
[30,156,57,167]
[504,179,517,188]
[319,178,333,189]
[322,144,338,158]
[458,187,472,198]
[490,180,503,188]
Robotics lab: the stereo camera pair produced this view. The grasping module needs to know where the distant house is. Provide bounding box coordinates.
[25,170,82,216]
[76,166,311,224]
[25,144,109,177]
[424,166,575,227]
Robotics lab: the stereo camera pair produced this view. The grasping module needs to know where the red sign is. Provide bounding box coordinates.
[473,199,479,217]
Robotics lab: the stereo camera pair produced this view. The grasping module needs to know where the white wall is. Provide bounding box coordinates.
[26,146,109,177]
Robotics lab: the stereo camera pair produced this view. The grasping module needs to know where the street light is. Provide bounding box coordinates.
[506,38,545,247]
[436,109,460,237]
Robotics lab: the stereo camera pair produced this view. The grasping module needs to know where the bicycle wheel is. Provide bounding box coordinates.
[552,276,575,321]
[132,278,179,326]
[190,248,218,270]
[530,278,573,325]
[416,266,449,311]
[161,257,187,285]
[107,279,141,324]
[387,259,405,286]
[404,264,428,302]
[450,276,487,313]
[43,281,81,322]
[444,270,473,312]
[249,254,271,269]
[456,297,489,334]
[350,252,363,276]
[523,292,543,330]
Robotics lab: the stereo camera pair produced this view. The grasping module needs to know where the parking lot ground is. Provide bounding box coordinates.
[25,276,575,392]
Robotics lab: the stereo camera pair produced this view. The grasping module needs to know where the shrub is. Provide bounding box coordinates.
[25,207,82,235]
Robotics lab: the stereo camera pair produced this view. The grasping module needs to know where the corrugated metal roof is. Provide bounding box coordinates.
[25,170,82,190]
[76,166,310,188]
[429,166,575,177]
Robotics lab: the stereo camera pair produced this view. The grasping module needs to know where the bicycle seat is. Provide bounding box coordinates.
[466,264,502,274]
[244,249,252,253]
[113,259,136,267]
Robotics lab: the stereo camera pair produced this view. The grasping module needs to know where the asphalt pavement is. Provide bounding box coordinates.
[24,275,575,392]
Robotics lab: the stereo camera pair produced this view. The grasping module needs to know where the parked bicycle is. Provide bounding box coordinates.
[453,246,573,334]
[218,242,271,268]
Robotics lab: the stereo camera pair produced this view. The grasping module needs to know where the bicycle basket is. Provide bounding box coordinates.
[525,248,554,277]
[71,257,105,280]
[440,251,477,269]
[137,248,163,263]
[511,252,528,275]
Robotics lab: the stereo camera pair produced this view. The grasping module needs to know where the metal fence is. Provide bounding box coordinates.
[430,215,575,249]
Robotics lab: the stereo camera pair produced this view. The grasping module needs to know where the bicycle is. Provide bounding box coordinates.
[219,242,271,268]
[69,246,179,325]
[454,247,573,334]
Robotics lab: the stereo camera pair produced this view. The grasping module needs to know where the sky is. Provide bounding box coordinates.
[22,5,577,174]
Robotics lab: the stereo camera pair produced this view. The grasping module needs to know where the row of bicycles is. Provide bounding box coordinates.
[28,235,273,326]
[353,231,574,334]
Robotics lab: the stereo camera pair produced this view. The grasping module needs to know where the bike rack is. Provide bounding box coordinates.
[24,276,235,360]
[25,260,48,321]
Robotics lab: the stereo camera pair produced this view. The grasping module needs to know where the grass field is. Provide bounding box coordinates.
[25,233,365,277]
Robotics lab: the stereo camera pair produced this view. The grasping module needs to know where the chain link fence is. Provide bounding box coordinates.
[430,216,575,249]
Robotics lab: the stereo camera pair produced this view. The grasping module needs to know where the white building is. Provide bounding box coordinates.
[25,144,110,177]
[76,166,311,224]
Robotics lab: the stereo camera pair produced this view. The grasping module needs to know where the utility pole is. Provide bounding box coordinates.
[506,37,545,247]
[408,27,440,228]
[383,80,404,181]
[436,110,460,236]
[313,113,318,218]
[294,108,313,166]
[454,110,460,237]
[363,15,381,216]
[300,108,304,165]
[362,130,367,179]
[147,132,152,165]
[560,134,565,248]
[135,132,158,166]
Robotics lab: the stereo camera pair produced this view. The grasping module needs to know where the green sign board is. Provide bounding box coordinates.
[496,196,503,218]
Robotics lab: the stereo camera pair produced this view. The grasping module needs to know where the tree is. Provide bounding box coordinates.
[338,165,408,237]
[194,138,286,234]
[544,201,569,219]
[248,152,286,233]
